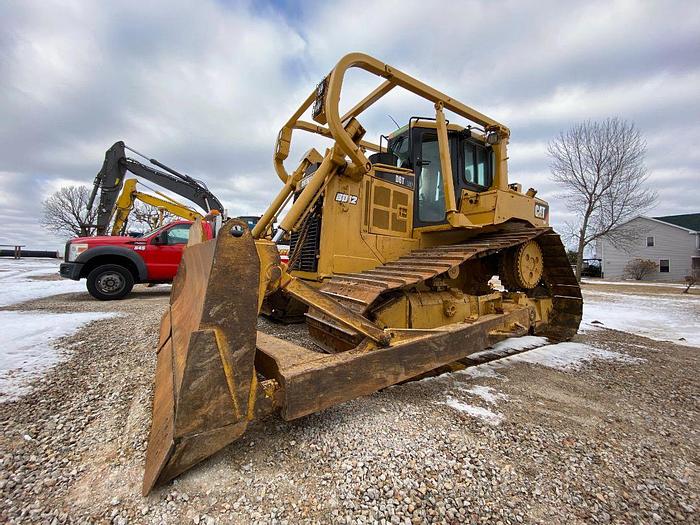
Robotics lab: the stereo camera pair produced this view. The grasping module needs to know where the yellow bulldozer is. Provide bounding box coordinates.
[143,53,582,494]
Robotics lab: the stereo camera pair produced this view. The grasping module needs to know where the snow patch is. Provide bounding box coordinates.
[490,335,549,354]
[582,289,700,347]
[0,258,86,306]
[0,258,60,278]
[501,341,643,370]
[582,279,689,289]
[488,275,504,291]
[445,397,503,425]
[459,336,641,375]
[439,334,643,426]
[0,310,117,401]
[0,280,87,307]
[459,364,501,379]
[464,385,508,404]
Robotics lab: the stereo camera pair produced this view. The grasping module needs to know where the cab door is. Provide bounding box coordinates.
[144,223,191,280]
[391,126,492,229]
[411,127,462,228]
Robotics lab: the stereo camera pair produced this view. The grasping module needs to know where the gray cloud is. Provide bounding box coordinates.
[1,0,698,250]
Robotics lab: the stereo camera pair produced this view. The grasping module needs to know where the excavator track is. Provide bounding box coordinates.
[310,226,582,347]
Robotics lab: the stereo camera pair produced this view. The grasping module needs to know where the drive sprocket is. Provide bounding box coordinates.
[500,240,544,290]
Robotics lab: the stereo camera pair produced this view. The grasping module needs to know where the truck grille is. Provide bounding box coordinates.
[289,199,322,273]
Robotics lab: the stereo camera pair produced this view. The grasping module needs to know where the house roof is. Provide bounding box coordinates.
[653,213,700,232]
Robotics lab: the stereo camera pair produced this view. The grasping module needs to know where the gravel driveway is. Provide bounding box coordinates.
[0,283,697,524]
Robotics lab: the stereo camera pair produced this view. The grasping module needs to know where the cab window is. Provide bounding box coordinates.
[462,141,492,188]
[417,133,445,223]
[388,133,410,168]
[165,224,191,245]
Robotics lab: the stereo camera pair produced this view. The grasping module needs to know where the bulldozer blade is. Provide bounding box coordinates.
[143,219,260,495]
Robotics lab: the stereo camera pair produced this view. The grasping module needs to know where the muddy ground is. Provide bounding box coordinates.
[0,283,697,524]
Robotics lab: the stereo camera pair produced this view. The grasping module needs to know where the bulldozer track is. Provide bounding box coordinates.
[318,226,582,341]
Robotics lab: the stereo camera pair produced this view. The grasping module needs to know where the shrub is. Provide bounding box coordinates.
[623,258,657,280]
[683,272,698,294]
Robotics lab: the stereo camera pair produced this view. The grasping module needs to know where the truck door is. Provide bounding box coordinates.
[145,223,191,280]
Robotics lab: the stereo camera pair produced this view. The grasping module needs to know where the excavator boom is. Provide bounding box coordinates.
[87,142,224,235]
[110,179,204,235]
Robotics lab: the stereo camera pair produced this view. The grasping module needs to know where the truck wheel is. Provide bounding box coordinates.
[86,264,134,300]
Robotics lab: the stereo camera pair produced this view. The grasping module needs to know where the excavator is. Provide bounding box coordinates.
[109,178,204,236]
[87,141,224,235]
[143,53,582,494]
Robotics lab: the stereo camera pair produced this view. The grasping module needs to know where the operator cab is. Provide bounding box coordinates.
[382,120,495,228]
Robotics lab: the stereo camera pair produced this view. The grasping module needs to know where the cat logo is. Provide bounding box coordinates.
[534,203,548,219]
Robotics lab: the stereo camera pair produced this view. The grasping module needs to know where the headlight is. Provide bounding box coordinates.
[68,243,89,262]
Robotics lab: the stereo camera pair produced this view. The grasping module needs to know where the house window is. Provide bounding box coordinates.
[659,259,670,273]
[646,236,654,247]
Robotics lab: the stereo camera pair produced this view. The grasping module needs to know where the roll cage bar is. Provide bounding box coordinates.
[273,52,510,186]
[254,52,511,239]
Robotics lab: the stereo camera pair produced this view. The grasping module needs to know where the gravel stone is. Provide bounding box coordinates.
[0,283,697,524]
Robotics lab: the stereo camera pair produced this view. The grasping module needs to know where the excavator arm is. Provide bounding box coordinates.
[110,179,204,236]
[87,141,224,235]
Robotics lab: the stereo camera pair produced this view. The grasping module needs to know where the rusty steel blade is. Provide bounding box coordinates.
[143,219,260,495]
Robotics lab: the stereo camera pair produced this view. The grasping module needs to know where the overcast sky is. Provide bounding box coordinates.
[1,0,698,250]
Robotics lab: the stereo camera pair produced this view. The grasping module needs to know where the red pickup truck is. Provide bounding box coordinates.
[60,220,215,300]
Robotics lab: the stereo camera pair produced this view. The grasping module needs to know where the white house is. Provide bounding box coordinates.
[595,213,700,282]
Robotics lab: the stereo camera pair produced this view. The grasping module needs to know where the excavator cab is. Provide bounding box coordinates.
[143,53,582,494]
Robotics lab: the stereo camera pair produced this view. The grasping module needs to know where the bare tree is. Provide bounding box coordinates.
[41,185,97,237]
[623,258,657,280]
[129,202,161,232]
[128,202,174,233]
[548,117,656,280]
